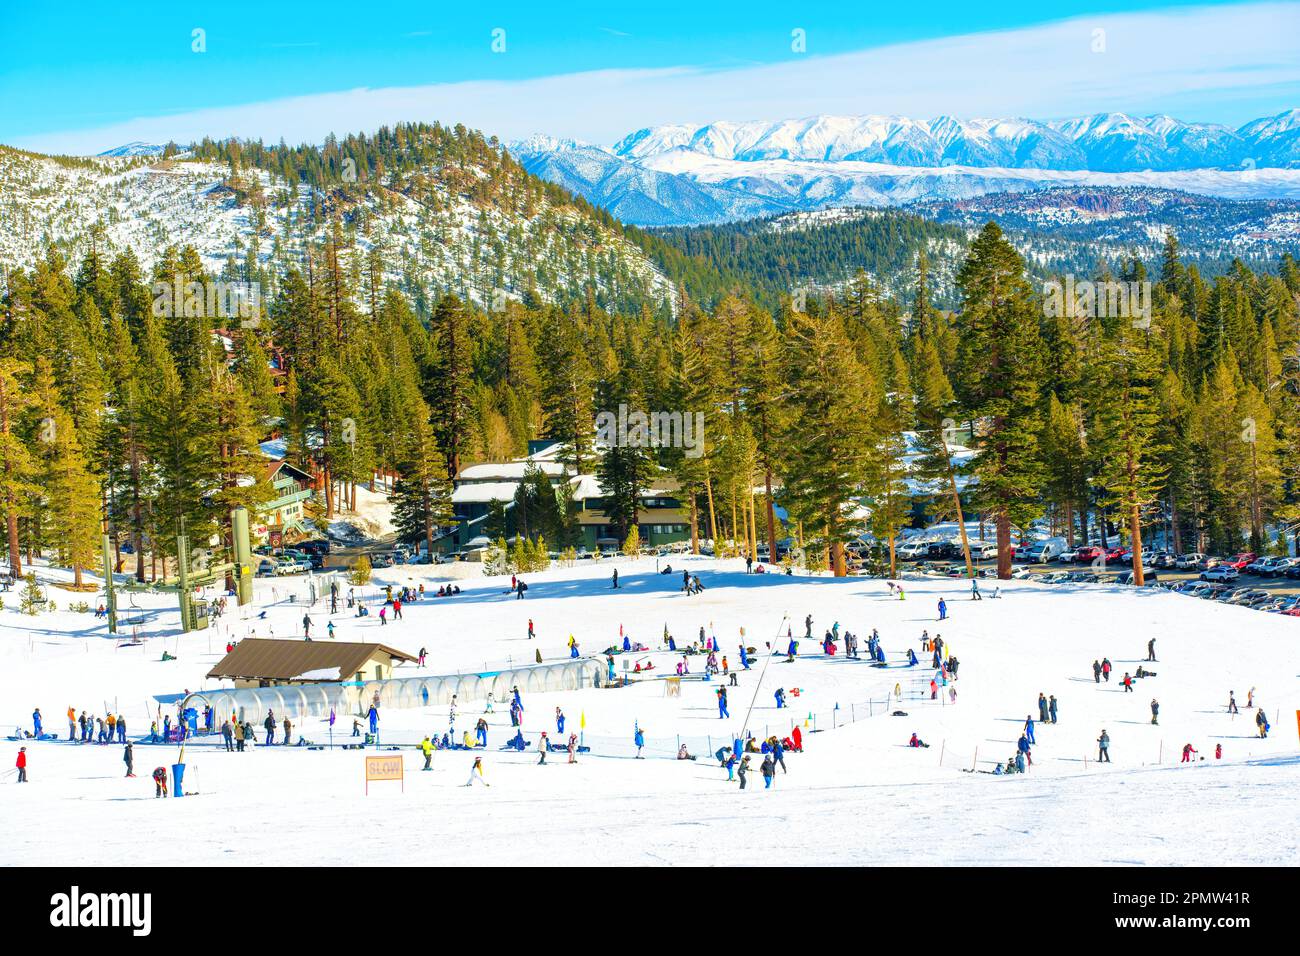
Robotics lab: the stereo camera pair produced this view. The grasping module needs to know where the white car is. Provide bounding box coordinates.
[1175,552,1205,570]
[897,542,930,560]
[1056,548,1080,563]
[1200,565,1239,583]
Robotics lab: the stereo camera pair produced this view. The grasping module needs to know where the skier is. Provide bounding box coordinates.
[555,707,565,735]
[1227,691,1238,715]
[760,754,776,789]
[1181,743,1198,764]
[772,737,787,774]
[464,756,489,787]
[152,766,168,798]
[1150,699,1159,725]
[774,687,786,709]
[475,718,488,748]
[15,746,26,783]
[368,704,379,738]
[1024,715,1035,745]
[739,643,750,670]
[1097,729,1111,763]
[123,742,135,778]
[67,706,75,741]
[937,598,947,621]
[567,733,578,764]
[634,726,646,759]
[31,708,42,738]
[737,754,751,790]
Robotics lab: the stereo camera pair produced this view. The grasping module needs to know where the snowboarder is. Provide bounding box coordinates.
[937,598,947,620]
[1097,729,1111,763]
[1122,672,1133,693]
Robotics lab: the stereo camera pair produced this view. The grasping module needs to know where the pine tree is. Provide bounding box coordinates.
[0,359,37,578]
[954,223,1045,578]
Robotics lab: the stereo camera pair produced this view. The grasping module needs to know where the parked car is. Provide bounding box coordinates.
[1224,552,1258,571]
[1041,571,1071,584]
[1027,539,1068,562]
[1073,545,1102,564]
[1225,588,1270,607]
[1101,547,1126,563]
[1174,552,1204,570]
[897,542,930,561]
[1200,565,1239,583]
[1245,556,1281,575]
[1013,543,1035,562]
[969,541,998,560]
[1195,556,1222,571]
[1116,567,1158,585]
[1152,551,1178,569]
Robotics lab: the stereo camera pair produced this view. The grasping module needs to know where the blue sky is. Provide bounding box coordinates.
[2,1,1297,153]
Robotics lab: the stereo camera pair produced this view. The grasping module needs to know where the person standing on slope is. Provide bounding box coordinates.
[937,598,947,621]
[1092,660,1102,684]
[1150,699,1159,725]
[633,726,646,758]
[123,742,135,778]
[1097,729,1111,763]
[1038,693,1048,723]
[1101,658,1112,682]
[15,746,27,782]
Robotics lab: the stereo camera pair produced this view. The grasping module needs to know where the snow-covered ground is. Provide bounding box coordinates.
[1,556,1296,866]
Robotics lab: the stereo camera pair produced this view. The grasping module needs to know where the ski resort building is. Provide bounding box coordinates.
[446,442,690,552]
[206,639,418,688]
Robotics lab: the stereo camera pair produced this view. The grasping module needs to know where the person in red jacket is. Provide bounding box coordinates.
[15,746,27,782]
[1181,743,1198,763]
[791,725,803,752]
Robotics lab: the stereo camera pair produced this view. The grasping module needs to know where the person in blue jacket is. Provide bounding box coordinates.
[633,726,645,758]
[907,647,918,666]
[1024,715,1035,745]
[938,598,947,620]
[368,704,379,736]
[1017,734,1032,770]
[786,637,797,661]
[32,708,42,738]
[717,687,729,719]
[739,643,750,669]
[774,687,786,709]
[623,634,631,652]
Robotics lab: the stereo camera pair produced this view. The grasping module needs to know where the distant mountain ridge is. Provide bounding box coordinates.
[512,109,1300,225]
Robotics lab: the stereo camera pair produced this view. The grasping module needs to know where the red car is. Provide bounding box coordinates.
[1103,547,1127,563]
[1074,545,1102,563]
[1225,553,1257,570]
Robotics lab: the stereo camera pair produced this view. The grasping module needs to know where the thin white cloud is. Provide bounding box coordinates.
[17,2,1300,154]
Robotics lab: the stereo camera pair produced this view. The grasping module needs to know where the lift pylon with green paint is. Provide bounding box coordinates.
[107,507,256,634]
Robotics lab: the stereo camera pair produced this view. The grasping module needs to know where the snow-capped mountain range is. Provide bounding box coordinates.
[511,110,1300,225]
